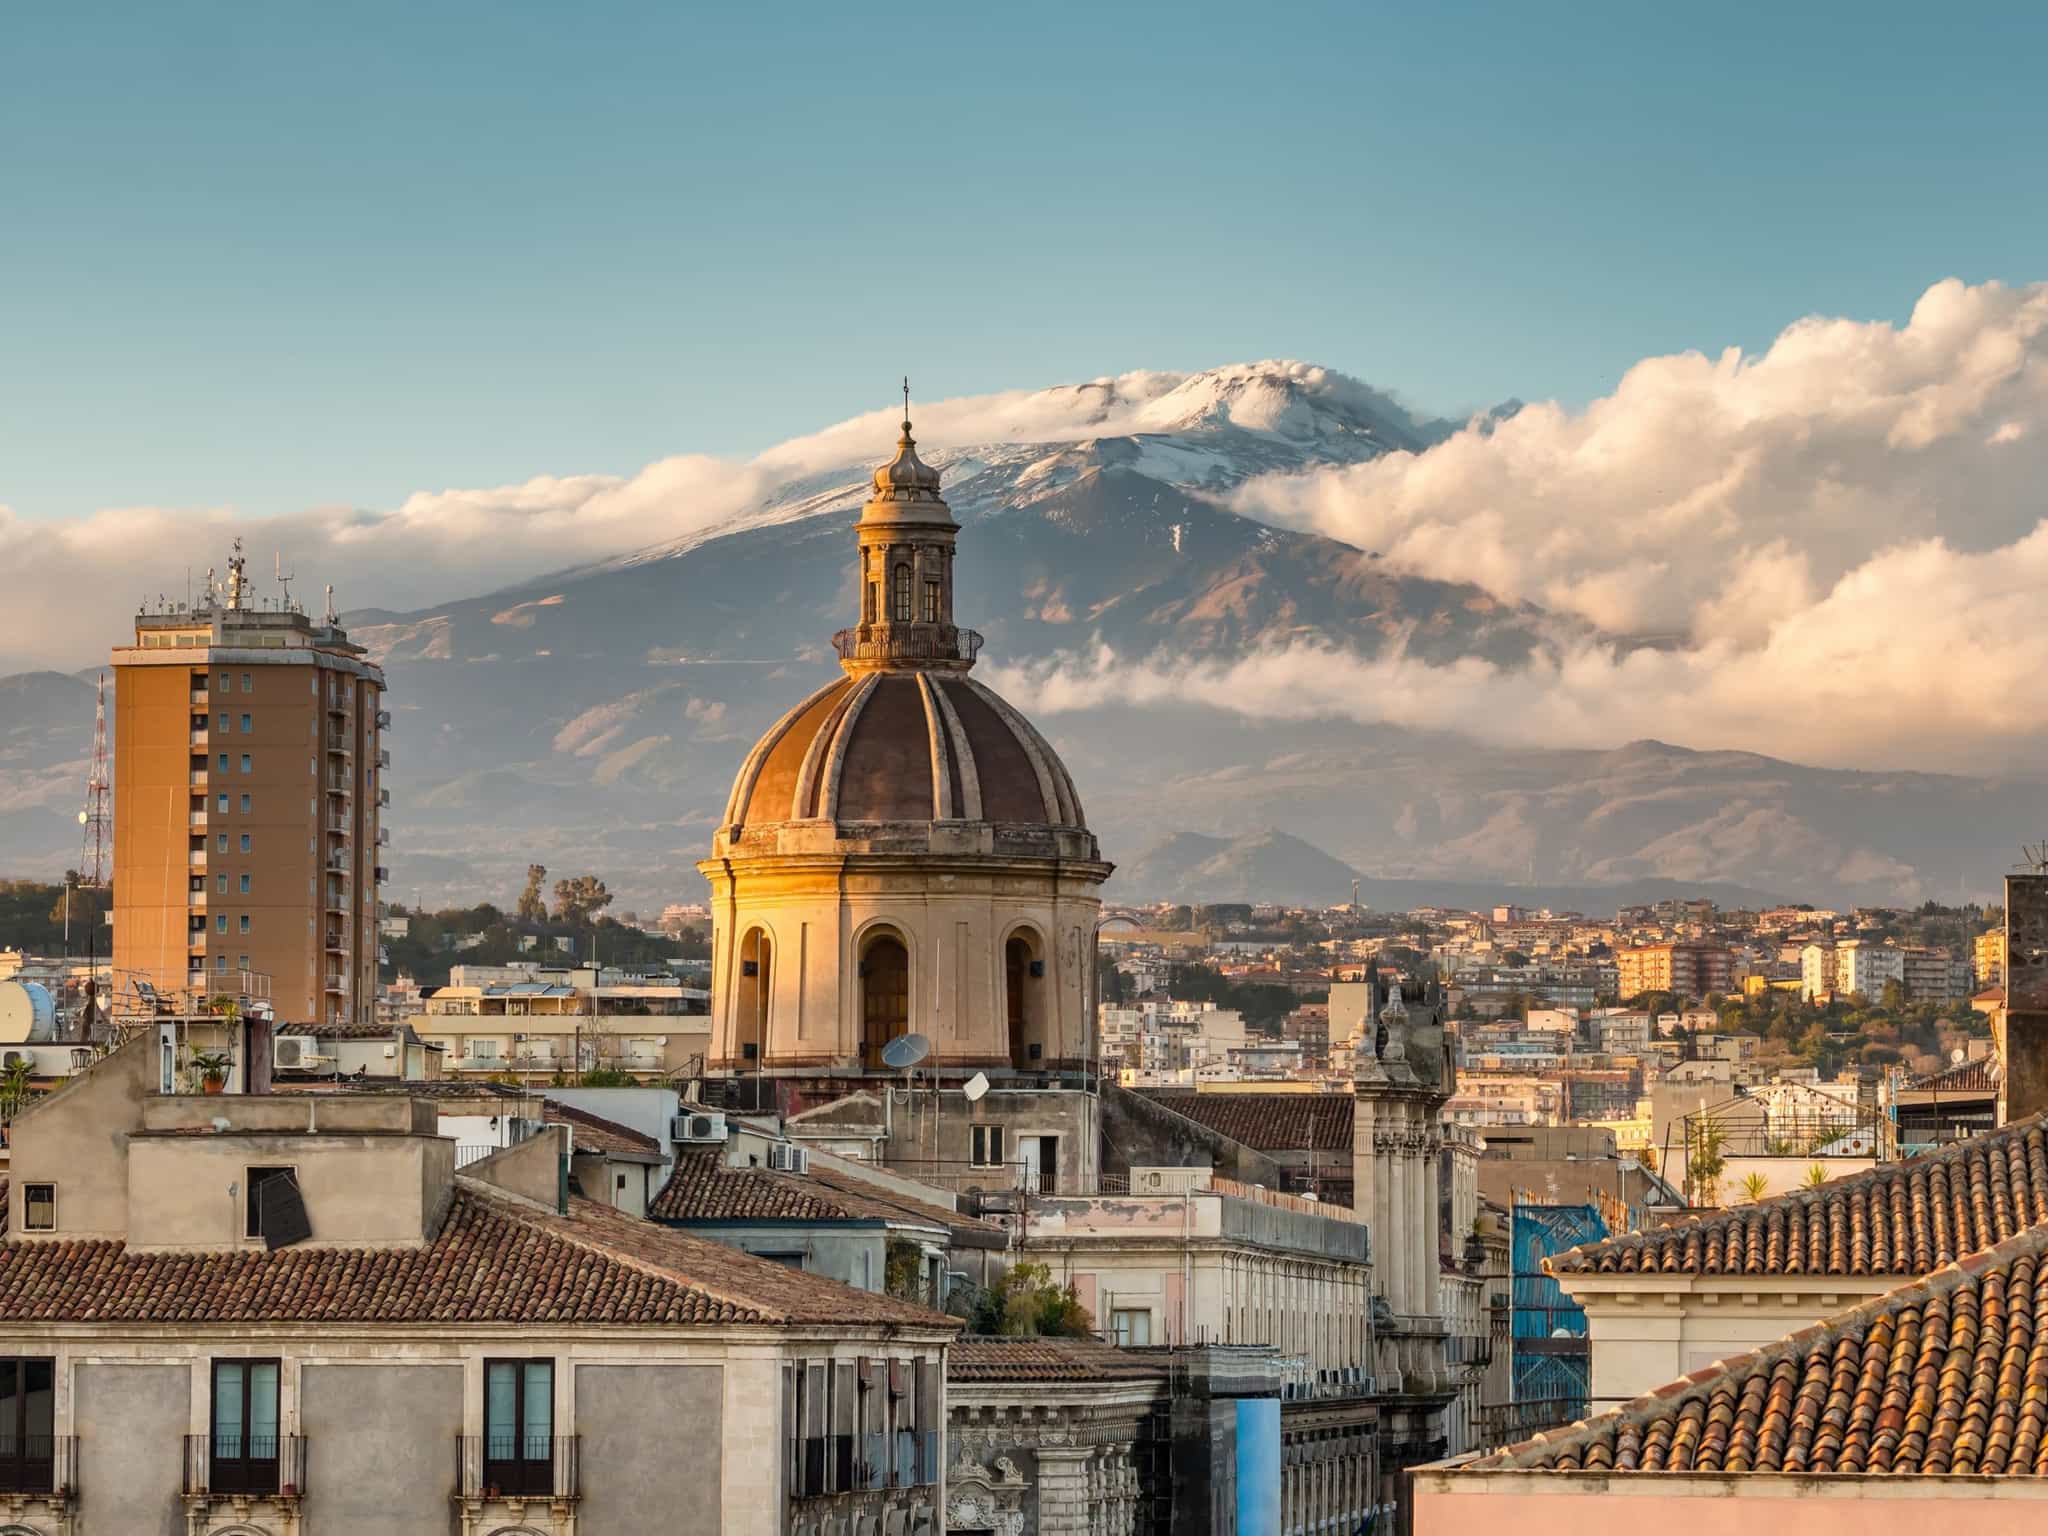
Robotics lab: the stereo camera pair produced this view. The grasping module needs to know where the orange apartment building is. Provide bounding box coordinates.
[1613,941,1735,1001]
[112,549,387,1026]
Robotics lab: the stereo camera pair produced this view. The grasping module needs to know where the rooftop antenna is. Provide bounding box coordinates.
[324,584,336,625]
[275,551,296,612]
[75,673,112,1041]
[2021,842,2048,874]
[225,538,247,610]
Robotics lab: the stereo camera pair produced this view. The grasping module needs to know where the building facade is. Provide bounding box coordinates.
[113,546,386,1027]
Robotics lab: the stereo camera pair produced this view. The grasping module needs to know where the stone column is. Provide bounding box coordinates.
[1034,1445,1095,1534]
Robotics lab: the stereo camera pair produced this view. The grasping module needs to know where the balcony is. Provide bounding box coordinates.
[327,731,352,755]
[376,827,390,847]
[376,709,391,730]
[377,748,390,769]
[190,688,209,706]
[374,865,390,884]
[183,1433,307,1500]
[324,929,346,953]
[831,624,983,668]
[377,788,391,808]
[189,887,208,907]
[456,1434,578,1503]
[323,974,345,994]
[188,728,208,746]
[0,1434,77,1496]
[188,810,209,828]
[189,850,207,868]
[189,769,208,788]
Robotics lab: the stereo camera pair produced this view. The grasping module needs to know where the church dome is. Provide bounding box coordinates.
[721,670,1088,832]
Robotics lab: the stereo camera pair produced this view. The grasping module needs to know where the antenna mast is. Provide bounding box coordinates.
[275,551,296,612]
[77,673,113,1040]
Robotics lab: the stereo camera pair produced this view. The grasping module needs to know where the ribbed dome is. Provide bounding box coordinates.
[722,671,1087,831]
[869,421,946,503]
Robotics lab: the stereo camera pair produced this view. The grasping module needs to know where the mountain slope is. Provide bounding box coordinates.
[3,363,2036,910]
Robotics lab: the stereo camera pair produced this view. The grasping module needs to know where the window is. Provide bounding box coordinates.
[215,954,229,972]
[241,673,253,693]
[240,834,252,853]
[863,581,878,624]
[216,914,228,934]
[469,1038,499,1060]
[240,793,251,813]
[218,713,230,733]
[219,672,231,692]
[218,753,230,773]
[239,874,251,894]
[892,564,912,621]
[239,916,251,934]
[210,1359,280,1495]
[217,832,228,852]
[216,874,227,894]
[218,794,229,813]
[243,1167,299,1240]
[1110,1308,1153,1347]
[922,580,940,623]
[239,754,251,774]
[238,955,249,971]
[0,1357,56,1493]
[483,1360,554,1496]
[240,714,252,733]
[970,1125,1004,1168]
[21,1184,54,1232]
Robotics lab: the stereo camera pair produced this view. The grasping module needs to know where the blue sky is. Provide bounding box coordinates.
[4,2,2044,520]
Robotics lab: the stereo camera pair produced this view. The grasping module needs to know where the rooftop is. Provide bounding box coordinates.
[1483,1218,2048,1474]
[650,1149,1004,1247]
[948,1337,1170,1384]
[1551,1114,2048,1278]
[1137,1090,1355,1153]
[545,1099,663,1161]
[0,1177,950,1329]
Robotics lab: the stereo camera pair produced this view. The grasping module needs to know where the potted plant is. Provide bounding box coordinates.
[190,1050,232,1094]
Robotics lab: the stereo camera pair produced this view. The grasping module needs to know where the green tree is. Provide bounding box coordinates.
[0,1057,35,1123]
[1737,1172,1770,1205]
[552,874,614,927]
[971,1262,1094,1338]
[516,864,548,924]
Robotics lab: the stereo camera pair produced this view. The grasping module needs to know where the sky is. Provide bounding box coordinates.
[5,2,2047,522]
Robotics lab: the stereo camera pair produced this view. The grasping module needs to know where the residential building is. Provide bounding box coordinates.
[0,1030,954,1536]
[1976,928,2007,988]
[411,963,709,1080]
[1547,1114,2046,1404]
[1134,1089,1355,1203]
[1835,938,1905,999]
[1613,943,1733,1001]
[1800,940,1838,1001]
[1898,944,1969,1002]
[113,544,387,1026]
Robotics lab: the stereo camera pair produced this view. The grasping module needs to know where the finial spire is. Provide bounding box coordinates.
[902,375,912,434]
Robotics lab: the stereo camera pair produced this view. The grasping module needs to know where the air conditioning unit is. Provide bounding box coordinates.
[672,1111,727,1144]
[382,1043,397,1058]
[273,1035,327,1070]
[767,1143,809,1174]
[1,1049,31,1070]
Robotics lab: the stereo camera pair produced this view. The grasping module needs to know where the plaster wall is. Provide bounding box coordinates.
[74,1362,187,1536]
[576,1363,724,1532]
[300,1362,461,1535]
[6,1032,148,1239]
[126,1131,452,1248]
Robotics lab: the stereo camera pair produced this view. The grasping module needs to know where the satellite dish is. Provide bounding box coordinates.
[881,1033,930,1070]
[963,1071,990,1102]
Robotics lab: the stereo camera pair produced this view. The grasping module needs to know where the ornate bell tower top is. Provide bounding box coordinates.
[833,381,981,675]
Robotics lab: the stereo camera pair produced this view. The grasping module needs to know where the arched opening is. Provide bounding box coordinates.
[1006,929,1050,1070]
[860,931,910,1069]
[734,928,771,1065]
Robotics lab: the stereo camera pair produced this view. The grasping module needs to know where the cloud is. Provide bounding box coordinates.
[0,365,1264,671]
[985,516,2048,771]
[1233,278,2048,647]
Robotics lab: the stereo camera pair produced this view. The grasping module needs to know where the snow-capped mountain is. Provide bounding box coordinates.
[0,362,2029,910]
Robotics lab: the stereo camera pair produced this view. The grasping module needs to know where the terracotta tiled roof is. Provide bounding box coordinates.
[545,1100,662,1160]
[1551,1116,2048,1277]
[1138,1091,1354,1153]
[650,1150,1002,1246]
[948,1337,1170,1384]
[1491,1221,2048,1473]
[0,1178,949,1329]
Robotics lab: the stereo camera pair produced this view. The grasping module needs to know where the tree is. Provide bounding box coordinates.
[516,864,548,924]
[1737,1172,1770,1205]
[552,874,613,927]
[1880,978,1907,1012]
[970,1262,1094,1339]
[0,1057,34,1123]
[1684,1114,1728,1207]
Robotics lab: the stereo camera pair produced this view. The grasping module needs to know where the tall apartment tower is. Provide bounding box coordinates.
[112,546,388,1025]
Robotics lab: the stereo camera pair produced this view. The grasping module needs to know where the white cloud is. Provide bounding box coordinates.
[986,519,2048,772]
[1233,278,2048,649]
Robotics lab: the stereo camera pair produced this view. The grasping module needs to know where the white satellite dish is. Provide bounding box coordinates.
[963,1071,990,1103]
[881,1033,931,1070]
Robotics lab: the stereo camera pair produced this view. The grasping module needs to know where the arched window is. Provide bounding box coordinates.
[733,928,771,1065]
[1006,930,1050,1070]
[892,564,913,622]
[860,931,910,1069]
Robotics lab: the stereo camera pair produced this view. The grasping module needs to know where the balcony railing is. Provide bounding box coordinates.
[377,748,390,769]
[189,769,208,787]
[189,728,208,746]
[182,1433,307,1499]
[831,625,983,666]
[0,1434,78,1496]
[188,810,208,827]
[376,709,392,730]
[456,1434,578,1501]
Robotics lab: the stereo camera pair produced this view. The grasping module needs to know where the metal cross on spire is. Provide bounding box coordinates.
[902,375,911,430]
